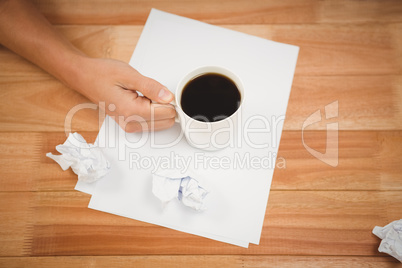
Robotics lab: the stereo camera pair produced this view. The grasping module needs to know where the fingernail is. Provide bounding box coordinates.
[158,88,173,102]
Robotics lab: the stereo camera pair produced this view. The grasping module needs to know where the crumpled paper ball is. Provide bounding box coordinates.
[152,170,208,211]
[373,219,402,262]
[46,132,111,183]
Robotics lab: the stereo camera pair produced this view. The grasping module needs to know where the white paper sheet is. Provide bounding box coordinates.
[152,170,209,211]
[373,219,402,262]
[47,132,110,183]
[79,9,299,247]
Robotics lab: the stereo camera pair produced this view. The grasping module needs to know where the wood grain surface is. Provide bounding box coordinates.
[0,190,400,256]
[31,0,402,25]
[1,0,401,267]
[0,256,399,268]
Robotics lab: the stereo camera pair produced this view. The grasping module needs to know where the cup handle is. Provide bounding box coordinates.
[170,99,180,123]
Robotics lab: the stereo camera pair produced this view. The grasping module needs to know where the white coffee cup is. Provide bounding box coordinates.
[173,66,244,151]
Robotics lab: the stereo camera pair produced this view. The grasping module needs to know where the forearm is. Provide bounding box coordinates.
[0,0,87,90]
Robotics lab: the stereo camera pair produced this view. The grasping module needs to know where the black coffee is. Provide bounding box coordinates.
[180,73,241,122]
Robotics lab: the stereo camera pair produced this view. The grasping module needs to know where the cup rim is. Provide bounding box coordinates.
[175,65,244,125]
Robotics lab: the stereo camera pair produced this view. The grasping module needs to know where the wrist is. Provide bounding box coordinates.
[56,52,92,95]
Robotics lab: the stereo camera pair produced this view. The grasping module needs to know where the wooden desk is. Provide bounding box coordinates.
[1,0,401,266]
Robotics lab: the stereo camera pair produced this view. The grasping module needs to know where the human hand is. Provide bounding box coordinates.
[0,0,175,133]
[72,57,176,133]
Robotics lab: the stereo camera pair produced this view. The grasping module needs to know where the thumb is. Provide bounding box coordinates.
[131,71,174,103]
